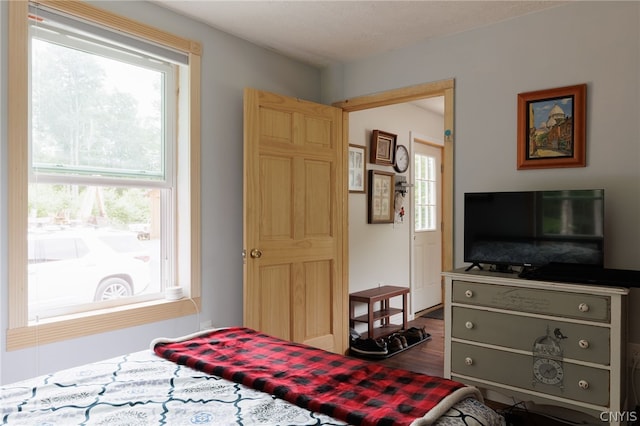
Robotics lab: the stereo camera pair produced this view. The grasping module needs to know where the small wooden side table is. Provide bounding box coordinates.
[349,285,409,339]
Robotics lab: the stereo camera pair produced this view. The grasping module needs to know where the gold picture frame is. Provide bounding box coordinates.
[517,84,587,170]
[368,170,395,223]
[370,130,396,166]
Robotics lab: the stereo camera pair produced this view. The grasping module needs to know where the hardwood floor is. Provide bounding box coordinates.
[376,316,444,377]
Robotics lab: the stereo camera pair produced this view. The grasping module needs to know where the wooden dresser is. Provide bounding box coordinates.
[443,269,629,424]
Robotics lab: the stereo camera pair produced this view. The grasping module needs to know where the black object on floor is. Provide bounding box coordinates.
[349,327,431,359]
[350,337,389,356]
[422,308,443,320]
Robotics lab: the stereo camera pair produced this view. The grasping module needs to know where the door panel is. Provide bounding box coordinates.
[261,156,293,238]
[301,260,332,337]
[244,88,346,353]
[305,160,332,236]
[258,264,292,337]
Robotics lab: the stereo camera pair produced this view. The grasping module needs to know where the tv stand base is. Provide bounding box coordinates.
[465,263,483,271]
[490,264,518,274]
[465,263,518,274]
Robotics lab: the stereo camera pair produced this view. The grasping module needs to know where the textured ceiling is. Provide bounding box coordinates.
[153,1,566,67]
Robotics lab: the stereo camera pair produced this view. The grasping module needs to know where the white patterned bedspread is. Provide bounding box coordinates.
[0,350,504,425]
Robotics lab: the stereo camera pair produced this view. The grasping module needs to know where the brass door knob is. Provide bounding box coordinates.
[250,248,263,259]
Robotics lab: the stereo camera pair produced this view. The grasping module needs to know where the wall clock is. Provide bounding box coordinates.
[394,144,409,173]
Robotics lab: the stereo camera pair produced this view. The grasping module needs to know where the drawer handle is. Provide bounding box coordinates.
[465,290,474,298]
[578,380,589,390]
[464,357,474,366]
[465,321,474,329]
[578,339,590,349]
[578,303,590,313]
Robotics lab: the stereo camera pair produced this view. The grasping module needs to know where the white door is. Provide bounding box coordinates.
[412,140,443,312]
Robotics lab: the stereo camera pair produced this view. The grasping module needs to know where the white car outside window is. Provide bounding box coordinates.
[28,229,151,320]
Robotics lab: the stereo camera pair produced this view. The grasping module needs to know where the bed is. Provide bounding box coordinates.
[0,327,505,425]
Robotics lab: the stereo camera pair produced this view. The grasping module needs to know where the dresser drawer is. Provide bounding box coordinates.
[452,307,610,364]
[452,281,610,322]
[451,342,610,406]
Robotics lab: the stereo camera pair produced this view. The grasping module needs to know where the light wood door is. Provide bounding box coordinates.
[243,88,347,353]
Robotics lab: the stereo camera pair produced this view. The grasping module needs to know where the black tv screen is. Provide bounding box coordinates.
[464,189,604,270]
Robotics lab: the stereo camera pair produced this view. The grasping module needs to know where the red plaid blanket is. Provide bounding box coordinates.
[153,327,479,426]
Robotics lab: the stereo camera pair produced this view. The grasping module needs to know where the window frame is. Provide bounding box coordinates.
[8,0,202,350]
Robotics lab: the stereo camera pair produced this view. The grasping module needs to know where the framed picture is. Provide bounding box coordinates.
[370,130,396,166]
[517,84,587,170]
[348,144,366,193]
[367,170,395,223]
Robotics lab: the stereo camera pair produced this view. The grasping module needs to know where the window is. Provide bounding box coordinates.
[414,153,437,232]
[8,1,202,349]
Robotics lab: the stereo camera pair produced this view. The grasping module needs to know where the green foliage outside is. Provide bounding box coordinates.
[29,34,163,227]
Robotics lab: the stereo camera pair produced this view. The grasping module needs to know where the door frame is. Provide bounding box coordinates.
[333,79,455,292]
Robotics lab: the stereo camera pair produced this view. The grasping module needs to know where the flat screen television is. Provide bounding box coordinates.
[464,189,604,272]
